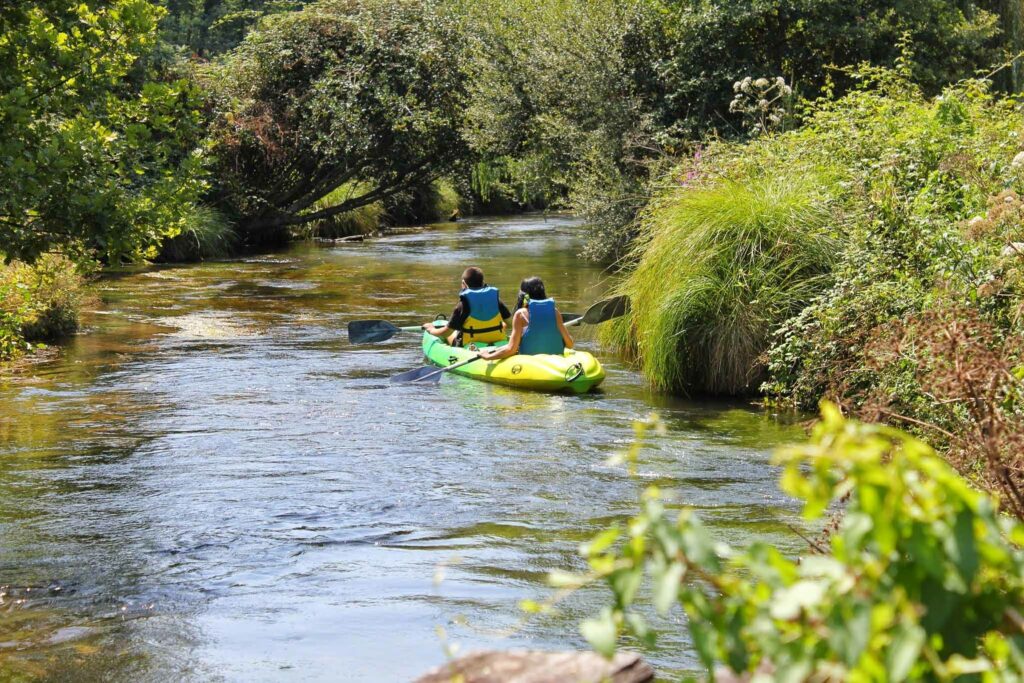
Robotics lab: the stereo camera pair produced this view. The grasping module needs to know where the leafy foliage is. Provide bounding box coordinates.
[156,205,237,262]
[456,0,1014,261]
[160,0,305,56]
[0,255,87,361]
[295,179,461,239]
[0,1,209,264]
[650,0,1004,138]
[568,406,1024,679]
[762,74,1024,422]
[608,62,1024,405]
[205,0,467,244]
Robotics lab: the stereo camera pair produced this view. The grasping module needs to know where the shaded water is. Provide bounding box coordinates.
[0,215,804,681]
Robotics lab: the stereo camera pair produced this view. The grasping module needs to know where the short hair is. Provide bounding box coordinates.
[462,266,485,288]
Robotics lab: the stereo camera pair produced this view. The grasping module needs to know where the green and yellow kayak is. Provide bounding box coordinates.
[421,329,605,394]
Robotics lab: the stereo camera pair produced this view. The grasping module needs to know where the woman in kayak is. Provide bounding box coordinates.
[478,276,573,360]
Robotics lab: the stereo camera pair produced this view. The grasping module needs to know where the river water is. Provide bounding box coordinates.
[0,215,804,681]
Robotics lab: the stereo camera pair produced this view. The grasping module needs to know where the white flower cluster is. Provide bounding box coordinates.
[729,75,793,135]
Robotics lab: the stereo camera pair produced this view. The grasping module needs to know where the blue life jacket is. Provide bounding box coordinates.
[519,298,565,355]
[460,286,505,343]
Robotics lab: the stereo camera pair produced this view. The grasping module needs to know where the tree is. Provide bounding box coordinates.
[0,1,209,264]
[206,0,467,244]
[159,0,305,56]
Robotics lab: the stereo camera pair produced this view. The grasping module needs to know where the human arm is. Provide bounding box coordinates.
[555,309,574,349]
[422,321,451,337]
[498,300,512,320]
[479,310,526,360]
[423,299,466,337]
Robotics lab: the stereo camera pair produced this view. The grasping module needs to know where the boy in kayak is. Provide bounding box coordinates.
[479,276,573,360]
[422,266,512,347]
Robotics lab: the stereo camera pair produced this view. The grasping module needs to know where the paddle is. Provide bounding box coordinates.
[564,294,630,327]
[348,319,427,344]
[389,354,483,384]
[348,296,622,345]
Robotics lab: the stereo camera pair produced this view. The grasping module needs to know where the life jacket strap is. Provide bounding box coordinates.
[464,323,503,334]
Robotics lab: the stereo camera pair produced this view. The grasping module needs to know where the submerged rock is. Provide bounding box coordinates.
[414,650,654,683]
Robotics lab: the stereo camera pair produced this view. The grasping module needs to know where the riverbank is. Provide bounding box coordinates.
[156,178,483,263]
[606,66,1024,502]
[0,255,88,364]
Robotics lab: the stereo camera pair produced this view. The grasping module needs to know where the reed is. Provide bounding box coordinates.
[158,205,238,262]
[604,171,840,395]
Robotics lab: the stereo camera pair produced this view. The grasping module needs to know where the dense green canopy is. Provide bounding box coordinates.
[205,0,467,243]
[0,1,208,263]
[1,0,1021,263]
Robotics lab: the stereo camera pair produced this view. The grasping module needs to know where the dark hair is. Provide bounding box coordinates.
[517,276,547,308]
[461,266,485,289]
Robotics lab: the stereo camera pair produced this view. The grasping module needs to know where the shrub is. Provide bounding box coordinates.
[206,0,467,242]
[0,255,87,361]
[604,168,840,395]
[561,407,1024,679]
[1,1,210,264]
[763,76,1024,417]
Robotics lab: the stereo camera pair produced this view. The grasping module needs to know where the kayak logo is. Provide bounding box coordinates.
[565,363,584,382]
[448,356,458,364]
[511,364,523,375]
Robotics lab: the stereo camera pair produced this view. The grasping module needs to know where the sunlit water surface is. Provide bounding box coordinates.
[0,215,804,681]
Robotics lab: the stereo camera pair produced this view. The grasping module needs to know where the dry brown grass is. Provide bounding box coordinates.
[856,304,1024,519]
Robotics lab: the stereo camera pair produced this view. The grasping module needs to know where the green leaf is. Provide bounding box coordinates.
[769,580,826,621]
[654,561,684,615]
[581,526,620,558]
[547,570,587,589]
[946,509,979,585]
[624,612,655,647]
[580,608,618,658]
[887,621,926,681]
[610,566,643,607]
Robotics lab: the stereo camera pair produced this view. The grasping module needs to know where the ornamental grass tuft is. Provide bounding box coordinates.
[604,171,840,395]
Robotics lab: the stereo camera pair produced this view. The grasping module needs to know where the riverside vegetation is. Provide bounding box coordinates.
[6,0,1024,679]
[557,408,1024,680]
[3,0,1022,356]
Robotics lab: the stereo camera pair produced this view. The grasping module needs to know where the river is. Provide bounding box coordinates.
[0,214,804,681]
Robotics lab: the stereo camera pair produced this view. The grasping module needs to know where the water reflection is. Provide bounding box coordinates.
[0,214,804,680]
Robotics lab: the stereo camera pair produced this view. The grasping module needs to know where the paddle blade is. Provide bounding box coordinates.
[582,295,630,325]
[348,319,401,344]
[390,365,443,383]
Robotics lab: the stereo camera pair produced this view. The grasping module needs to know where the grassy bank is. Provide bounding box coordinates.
[0,255,88,362]
[607,66,1024,495]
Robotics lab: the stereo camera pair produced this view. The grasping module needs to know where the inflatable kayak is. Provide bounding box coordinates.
[421,329,605,394]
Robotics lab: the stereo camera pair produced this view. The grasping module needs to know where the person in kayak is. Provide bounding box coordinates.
[478,276,573,360]
[422,266,512,346]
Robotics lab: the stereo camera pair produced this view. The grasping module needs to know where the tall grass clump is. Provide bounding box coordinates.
[0,255,88,361]
[157,205,238,262]
[604,171,840,395]
[297,182,388,239]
